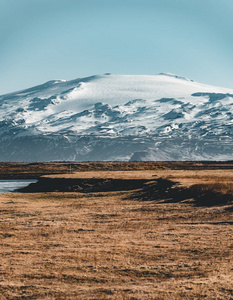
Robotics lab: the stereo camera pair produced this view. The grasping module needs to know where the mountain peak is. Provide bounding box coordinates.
[1,74,233,161]
[158,73,193,82]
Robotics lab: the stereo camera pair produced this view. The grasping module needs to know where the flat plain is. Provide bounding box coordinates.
[0,162,233,299]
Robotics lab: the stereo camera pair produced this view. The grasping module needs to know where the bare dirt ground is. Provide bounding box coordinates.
[0,164,233,299]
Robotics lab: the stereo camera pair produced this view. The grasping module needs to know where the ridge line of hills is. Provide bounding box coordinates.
[1,73,233,162]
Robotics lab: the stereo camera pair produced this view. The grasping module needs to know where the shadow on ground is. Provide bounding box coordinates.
[18,178,149,193]
[130,178,233,207]
[18,176,233,208]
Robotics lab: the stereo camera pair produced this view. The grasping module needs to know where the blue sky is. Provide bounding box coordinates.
[1,0,233,94]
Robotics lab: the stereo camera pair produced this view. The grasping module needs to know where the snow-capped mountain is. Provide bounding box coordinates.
[1,73,233,161]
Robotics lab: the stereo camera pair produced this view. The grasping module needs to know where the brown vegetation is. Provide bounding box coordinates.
[0,164,233,299]
[1,160,233,180]
[0,162,166,180]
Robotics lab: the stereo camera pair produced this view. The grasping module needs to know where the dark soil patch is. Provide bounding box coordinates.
[18,178,149,193]
[131,178,233,207]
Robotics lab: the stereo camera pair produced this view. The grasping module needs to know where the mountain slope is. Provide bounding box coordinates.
[1,73,233,161]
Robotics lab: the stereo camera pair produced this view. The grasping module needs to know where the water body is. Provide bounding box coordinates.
[0,180,37,193]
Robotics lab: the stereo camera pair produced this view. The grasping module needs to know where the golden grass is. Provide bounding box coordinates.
[0,173,233,299]
[44,169,233,194]
[42,168,233,180]
[44,170,158,179]
[1,160,233,179]
[0,162,167,179]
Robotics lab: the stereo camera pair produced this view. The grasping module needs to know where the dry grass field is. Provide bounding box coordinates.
[1,160,233,179]
[0,164,233,299]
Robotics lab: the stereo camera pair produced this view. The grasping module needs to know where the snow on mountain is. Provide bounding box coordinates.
[1,73,233,162]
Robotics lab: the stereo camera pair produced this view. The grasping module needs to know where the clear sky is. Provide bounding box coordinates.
[1,0,233,94]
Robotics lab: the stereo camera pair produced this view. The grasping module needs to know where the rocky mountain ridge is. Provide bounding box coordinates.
[1,73,233,161]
